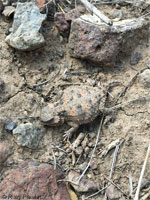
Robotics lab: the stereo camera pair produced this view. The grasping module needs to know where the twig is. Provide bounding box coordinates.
[110,94,150,111]
[134,144,150,200]
[104,140,123,199]
[104,176,127,197]
[79,0,112,25]
[116,67,149,103]
[57,3,65,14]
[51,147,57,170]
[85,184,109,199]
[129,174,133,197]
[141,190,150,200]
[77,115,104,183]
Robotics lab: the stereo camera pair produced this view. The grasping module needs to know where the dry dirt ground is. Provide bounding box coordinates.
[0,1,150,200]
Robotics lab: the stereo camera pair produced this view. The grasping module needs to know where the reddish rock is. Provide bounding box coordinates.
[69,17,120,67]
[54,6,85,36]
[0,141,12,166]
[54,12,70,36]
[69,16,149,67]
[0,160,70,200]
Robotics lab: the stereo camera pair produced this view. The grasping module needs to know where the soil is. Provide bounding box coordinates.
[0,1,150,200]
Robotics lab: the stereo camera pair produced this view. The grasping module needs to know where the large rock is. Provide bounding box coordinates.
[5,2,46,50]
[0,160,71,200]
[68,15,149,67]
[12,123,43,149]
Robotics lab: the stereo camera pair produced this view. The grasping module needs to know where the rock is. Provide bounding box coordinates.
[106,184,122,200]
[90,159,98,170]
[68,15,149,67]
[139,69,150,88]
[0,160,71,200]
[5,2,46,51]
[130,52,142,65]
[2,6,15,18]
[12,123,43,149]
[5,122,17,132]
[0,141,12,166]
[54,12,70,36]
[75,146,83,155]
[67,170,99,192]
[54,6,85,36]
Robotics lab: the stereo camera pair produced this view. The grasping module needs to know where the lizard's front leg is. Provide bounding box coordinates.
[64,122,79,140]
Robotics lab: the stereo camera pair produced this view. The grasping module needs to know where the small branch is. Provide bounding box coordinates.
[104,176,127,197]
[77,115,104,183]
[134,144,150,200]
[104,139,123,199]
[110,94,150,111]
[79,0,112,25]
[85,184,109,199]
[129,174,133,197]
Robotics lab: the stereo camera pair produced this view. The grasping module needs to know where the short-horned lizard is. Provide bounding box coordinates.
[40,85,111,137]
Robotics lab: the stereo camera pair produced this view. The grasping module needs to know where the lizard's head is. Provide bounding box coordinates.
[40,104,64,126]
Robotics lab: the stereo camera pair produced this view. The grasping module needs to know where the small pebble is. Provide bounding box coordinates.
[139,69,150,88]
[84,146,90,154]
[130,52,142,65]
[89,132,96,139]
[5,122,17,132]
[90,160,98,170]
[75,146,83,155]
[88,142,93,147]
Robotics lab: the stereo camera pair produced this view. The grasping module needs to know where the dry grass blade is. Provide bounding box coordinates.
[134,144,150,200]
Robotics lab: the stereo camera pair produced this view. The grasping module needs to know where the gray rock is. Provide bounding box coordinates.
[5,2,46,51]
[5,122,17,132]
[139,69,150,88]
[68,15,149,67]
[12,123,43,149]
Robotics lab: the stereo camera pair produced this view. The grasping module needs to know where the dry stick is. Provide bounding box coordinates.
[85,184,110,199]
[129,174,133,197]
[77,115,104,183]
[134,144,150,200]
[51,147,57,170]
[116,67,149,103]
[110,94,150,111]
[104,142,122,200]
[79,0,112,25]
[104,176,127,197]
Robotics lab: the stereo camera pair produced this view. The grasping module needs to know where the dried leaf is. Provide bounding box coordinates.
[67,183,78,200]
